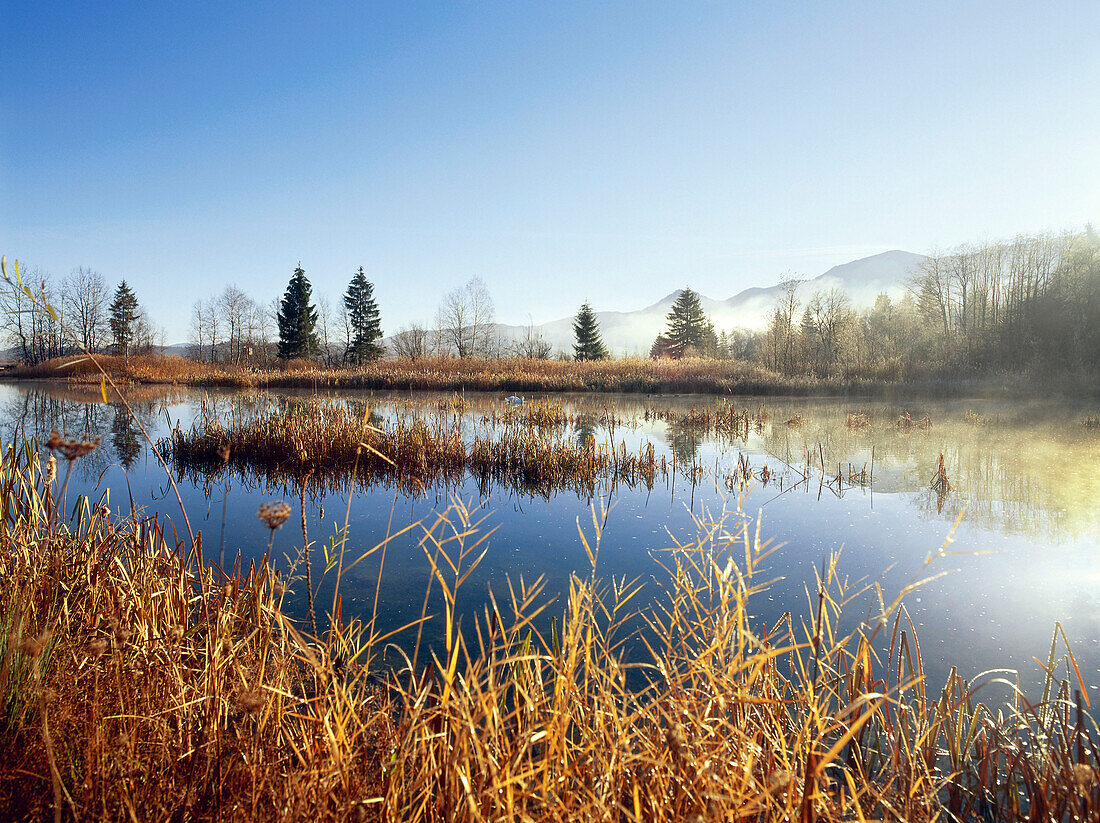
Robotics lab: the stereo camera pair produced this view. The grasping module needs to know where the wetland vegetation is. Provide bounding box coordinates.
[1,381,1099,821]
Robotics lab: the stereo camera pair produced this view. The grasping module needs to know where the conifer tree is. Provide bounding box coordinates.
[108,280,140,357]
[276,264,320,360]
[343,267,384,364]
[572,301,608,360]
[660,287,709,357]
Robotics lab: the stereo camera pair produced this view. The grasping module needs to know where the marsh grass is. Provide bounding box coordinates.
[2,436,1097,821]
[896,412,933,431]
[161,399,663,496]
[4,353,998,398]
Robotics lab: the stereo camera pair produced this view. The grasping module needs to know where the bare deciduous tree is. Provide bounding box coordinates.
[62,267,108,352]
[389,323,429,360]
[438,277,496,357]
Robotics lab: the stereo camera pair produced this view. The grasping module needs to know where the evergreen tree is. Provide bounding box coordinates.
[108,280,140,357]
[276,264,320,360]
[661,287,709,357]
[343,267,384,364]
[572,302,608,360]
[700,319,719,357]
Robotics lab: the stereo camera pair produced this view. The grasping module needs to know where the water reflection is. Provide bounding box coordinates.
[1,381,1098,702]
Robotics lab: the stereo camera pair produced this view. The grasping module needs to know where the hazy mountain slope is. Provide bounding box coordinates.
[498,250,926,355]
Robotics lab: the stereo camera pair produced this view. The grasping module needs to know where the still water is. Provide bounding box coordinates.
[4,381,1099,702]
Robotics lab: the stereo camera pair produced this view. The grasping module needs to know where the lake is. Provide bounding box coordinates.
[4,381,1099,703]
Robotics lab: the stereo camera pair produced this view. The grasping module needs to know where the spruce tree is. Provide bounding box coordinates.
[662,287,708,357]
[572,302,608,360]
[108,280,140,357]
[276,264,320,360]
[343,267,384,364]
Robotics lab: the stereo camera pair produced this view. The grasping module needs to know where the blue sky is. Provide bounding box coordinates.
[3,1,1098,343]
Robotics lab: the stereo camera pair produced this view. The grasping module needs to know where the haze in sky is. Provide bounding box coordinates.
[2,1,1098,343]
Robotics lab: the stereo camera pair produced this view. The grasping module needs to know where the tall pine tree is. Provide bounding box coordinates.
[343,267,384,364]
[108,280,140,357]
[659,287,709,358]
[276,264,320,360]
[572,302,608,360]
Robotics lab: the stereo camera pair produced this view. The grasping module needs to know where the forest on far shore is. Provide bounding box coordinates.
[3,226,1098,387]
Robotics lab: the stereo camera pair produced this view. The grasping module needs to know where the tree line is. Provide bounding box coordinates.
[6,225,1096,382]
[738,227,1100,380]
[0,269,159,363]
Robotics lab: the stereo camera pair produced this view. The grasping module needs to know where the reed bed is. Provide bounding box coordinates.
[896,411,933,431]
[785,412,809,429]
[5,354,978,398]
[160,399,662,495]
[2,437,1097,822]
[845,412,871,431]
[644,401,768,438]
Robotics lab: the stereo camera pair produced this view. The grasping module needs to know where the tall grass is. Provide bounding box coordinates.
[2,436,1097,820]
[161,399,663,495]
[5,353,995,397]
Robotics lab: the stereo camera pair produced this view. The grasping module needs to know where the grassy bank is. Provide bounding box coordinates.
[0,353,1040,397]
[2,436,1098,821]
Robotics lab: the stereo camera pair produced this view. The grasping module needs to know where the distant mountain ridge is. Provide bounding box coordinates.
[499,250,926,355]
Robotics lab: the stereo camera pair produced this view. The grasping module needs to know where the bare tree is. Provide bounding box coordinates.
[510,317,553,359]
[390,323,429,360]
[2,270,69,363]
[316,294,339,367]
[438,277,496,357]
[62,267,108,352]
[189,297,221,361]
[217,285,252,365]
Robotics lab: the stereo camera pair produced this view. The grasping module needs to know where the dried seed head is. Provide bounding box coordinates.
[44,454,57,485]
[238,688,266,714]
[257,501,291,531]
[766,769,794,795]
[1074,763,1096,791]
[47,430,101,462]
[665,721,687,756]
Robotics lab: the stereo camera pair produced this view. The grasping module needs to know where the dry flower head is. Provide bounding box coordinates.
[47,429,102,461]
[258,500,291,530]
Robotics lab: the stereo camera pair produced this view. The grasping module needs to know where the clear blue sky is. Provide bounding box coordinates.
[3,1,1098,343]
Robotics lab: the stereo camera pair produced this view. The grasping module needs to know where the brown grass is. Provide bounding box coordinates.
[895,411,933,431]
[2,353,932,397]
[161,399,662,496]
[845,412,871,431]
[1,438,1098,820]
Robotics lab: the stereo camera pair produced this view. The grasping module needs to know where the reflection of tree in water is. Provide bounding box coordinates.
[0,391,112,479]
[0,389,168,479]
[666,424,700,470]
[573,414,597,450]
[110,403,143,469]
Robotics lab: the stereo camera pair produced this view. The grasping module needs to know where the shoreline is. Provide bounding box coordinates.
[3,353,1094,400]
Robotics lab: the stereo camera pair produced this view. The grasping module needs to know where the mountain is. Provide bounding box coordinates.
[500,250,926,355]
